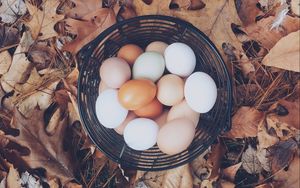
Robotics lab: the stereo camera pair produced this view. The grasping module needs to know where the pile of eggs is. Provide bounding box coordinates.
[96,41,217,155]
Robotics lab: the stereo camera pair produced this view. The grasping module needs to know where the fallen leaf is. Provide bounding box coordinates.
[256,149,271,172]
[219,180,235,188]
[268,138,298,172]
[241,146,262,174]
[245,16,300,50]
[65,182,83,188]
[257,118,279,149]
[25,0,64,40]
[0,24,20,48]
[291,0,300,16]
[65,0,102,19]
[7,165,21,188]
[225,107,264,138]
[20,171,42,187]
[5,107,76,185]
[63,8,116,54]
[28,43,56,70]
[237,0,262,26]
[0,50,11,75]
[0,31,34,93]
[222,162,242,181]
[255,183,273,188]
[262,30,300,72]
[273,157,300,188]
[0,0,27,24]
[191,149,212,183]
[133,0,243,58]
[207,143,226,179]
[266,115,299,140]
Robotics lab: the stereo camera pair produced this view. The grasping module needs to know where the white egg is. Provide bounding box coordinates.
[133,52,165,82]
[184,72,217,113]
[124,118,159,150]
[95,89,128,128]
[164,43,196,77]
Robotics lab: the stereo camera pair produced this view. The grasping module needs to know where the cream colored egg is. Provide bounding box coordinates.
[146,41,168,55]
[167,100,200,127]
[157,74,184,106]
[114,112,136,135]
[98,81,110,94]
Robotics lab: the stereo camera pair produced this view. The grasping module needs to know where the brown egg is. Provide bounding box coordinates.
[118,79,157,110]
[134,98,163,118]
[157,118,195,155]
[114,112,136,135]
[145,41,168,55]
[154,110,169,127]
[117,44,143,65]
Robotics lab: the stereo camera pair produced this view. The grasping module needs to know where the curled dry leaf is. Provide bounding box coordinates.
[0,51,11,75]
[63,8,116,54]
[0,0,27,24]
[266,115,299,140]
[25,0,64,40]
[241,146,262,174]
[257,118,279,149]
[245,16,300,50]
[28,43,56,70]
[237,0,262,26]
[262,30,300,72]
[65,0,103,19]
[225,107,264,138]
[0,24,20,48]
[222,162,242,181]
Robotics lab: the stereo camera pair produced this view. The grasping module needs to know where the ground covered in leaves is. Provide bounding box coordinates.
[0,0,299,187]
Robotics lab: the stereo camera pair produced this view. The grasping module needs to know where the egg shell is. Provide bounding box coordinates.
[145,41,168,55]
[117,44,143,65]
[164,43,196,77]
[184,72,217,113]
[167,100,200,127]
[134,98,163,118]
[118,79,157,110]
[114,112,136,135]
[99,57,131,88]
[154,110,169,127]
[157,74,184,106]
[98,81,111,94]
[124,118,159,150]
[95,89,128,128]
[133,52,165,82]
[157,118,195,155]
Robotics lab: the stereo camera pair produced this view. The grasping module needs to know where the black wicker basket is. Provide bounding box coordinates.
[77,15,232,171]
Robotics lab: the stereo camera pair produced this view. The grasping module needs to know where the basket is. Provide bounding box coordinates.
[77,15,232,171]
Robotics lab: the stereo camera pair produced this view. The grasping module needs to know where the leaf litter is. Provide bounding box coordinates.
[0,0,299,187]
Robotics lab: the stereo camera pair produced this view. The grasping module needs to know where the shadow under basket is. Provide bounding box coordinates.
[77,15,232,171]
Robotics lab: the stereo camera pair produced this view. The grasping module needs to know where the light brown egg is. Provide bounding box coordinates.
[117,44,143,65]
[114,112,136,135]
[154,110,169,127]
[157,118,195,155]
[167,100,200,127]
[157,74,184,106]
[145,41,168,55]
[134,98,163,118]
[118,79,157,110]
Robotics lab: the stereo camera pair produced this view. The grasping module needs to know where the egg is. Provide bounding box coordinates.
[164,43,196,77]
[167,100,200,127]
[157,74,184,106]
[184,72,217,113]
[157,118,195,155]
[95,89,128,128]
[99,57,131,88]
[114,112,136,135]
[98,81,110,94]
[154,110,169,127]
[124,118,159,150]
[134,98,163,118]
[133,52,165,82]
[117,44,143,65]
[118,79,157,110]
[146,41,168,55]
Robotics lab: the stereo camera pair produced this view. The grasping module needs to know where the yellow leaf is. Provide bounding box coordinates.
[262,30,300,72]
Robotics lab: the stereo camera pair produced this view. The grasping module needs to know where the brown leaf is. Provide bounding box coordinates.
[291,0,300,16]
[65,182,83,188]
[262,30,300,72]
[225,107,264,138]
[25,0,64,40]
[241,146,262,174]
[266,115,299,140]
[133,0,243,60]
[63,8,116,54]
[222,162,242,181]
[237,0,262,26]
[257,118,279,149]
[245,16,300,50]
[65,0,102,19]
[28,43,56,70]
[7,165,21,188]
[5,107,76,185]
[207,142,226,179]
[191,149,211,182]
[219,180,235,188]
[0,51,11,75]
[0,24,20,48]
[273,157,300,188]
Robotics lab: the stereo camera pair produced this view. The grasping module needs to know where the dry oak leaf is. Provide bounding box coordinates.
[63,8,116,54]
[273,157,300,188]
[221,162,242,181]
[6,107,75,185]
[0,50,12,75]
[133,0,243,58]
[245,16,300,50]
[65,0,102,19]
[225,107,264,138]
[262,30,300,72]
[0,24,20,48]
[0,0,27,24]
[25,0,64,40]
